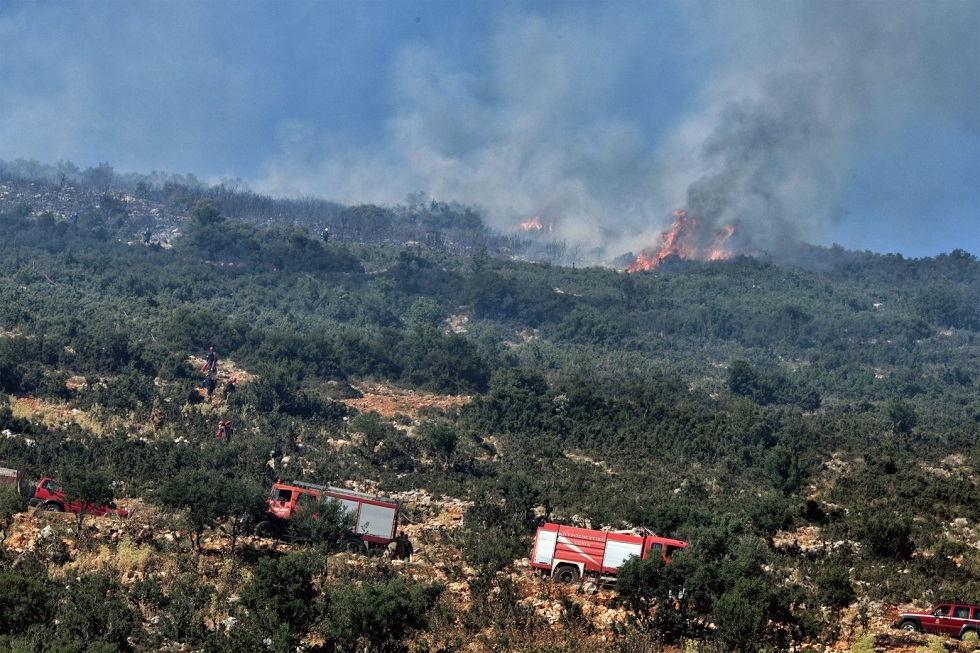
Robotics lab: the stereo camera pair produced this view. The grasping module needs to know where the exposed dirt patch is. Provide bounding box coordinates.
[10,396,99,432]
[187,356,257,405]
[565,452,617,476]
[340,382,472,418]
[187,356,258,384]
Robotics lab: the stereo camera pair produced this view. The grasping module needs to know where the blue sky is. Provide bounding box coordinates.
[1,0,977,260]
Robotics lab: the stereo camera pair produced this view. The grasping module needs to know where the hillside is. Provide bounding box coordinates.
[1,165,979,652]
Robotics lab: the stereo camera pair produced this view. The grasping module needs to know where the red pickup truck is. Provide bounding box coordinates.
[28,478,127,517]
[894,603,980,639]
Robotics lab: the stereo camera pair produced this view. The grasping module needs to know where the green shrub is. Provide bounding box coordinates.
[320,577,443,653]
[849,630,875,653]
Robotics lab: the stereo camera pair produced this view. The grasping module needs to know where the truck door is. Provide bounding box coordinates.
[928,605,953,635]
[533,528,558,566]
[950,605,971,636]
[644,541,664,563]
[268,487,296,518]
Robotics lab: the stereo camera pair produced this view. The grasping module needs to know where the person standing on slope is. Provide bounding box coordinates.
[201,346,218,375]
[201,373,218,403]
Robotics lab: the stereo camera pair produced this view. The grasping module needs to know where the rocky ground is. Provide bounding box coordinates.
[3,379,975,652]
[2,492,962,653]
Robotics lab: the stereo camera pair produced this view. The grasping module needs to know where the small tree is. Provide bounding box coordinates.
[351,411,396,452]
[240,553,317,648]
[855,512,915,560]
[816,567,855,640]
[158,470,266,553]
[192,199,224,226]
[287,494,356,548]
[886,397,918,438]
[714,577,771,653]
[746,493,794,546]
[320,578,443,653]
[60,469,116,530]
[0,485,27,543]
[83,162,114,193]
[765,443,804,496]
[54,571,142,651]
[618,551,700,641]
[617,554,664,625]
[420,421,458,470]
[0,570,56,637]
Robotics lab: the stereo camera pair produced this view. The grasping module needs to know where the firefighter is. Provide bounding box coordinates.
[223,376,237,398]
[216,421,226,440]
[393,531,413,561]
[223,420,233,442]
[201,346,218,375]
[322,227,330,242]
[201,374,218,403]
[143,228,152,244]
[150,409,165,429]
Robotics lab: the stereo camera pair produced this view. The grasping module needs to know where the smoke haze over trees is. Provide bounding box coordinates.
[1,0,977,260]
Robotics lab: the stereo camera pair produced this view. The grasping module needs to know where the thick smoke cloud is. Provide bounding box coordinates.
[255,0,978,263]
[2,1,975,260]
[660,0,980,256]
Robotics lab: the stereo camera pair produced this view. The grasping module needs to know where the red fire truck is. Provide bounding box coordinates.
[256,479,401,552]
[530,522,687,584]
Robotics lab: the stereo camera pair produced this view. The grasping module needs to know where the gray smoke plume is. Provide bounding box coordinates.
[255,0,979,263]
[661,0,980,258]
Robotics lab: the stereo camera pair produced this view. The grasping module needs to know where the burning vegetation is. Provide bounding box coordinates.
[628,210,737,273]
[520,214,555,234]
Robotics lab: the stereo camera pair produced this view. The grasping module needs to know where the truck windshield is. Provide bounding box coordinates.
[273,489,292,502]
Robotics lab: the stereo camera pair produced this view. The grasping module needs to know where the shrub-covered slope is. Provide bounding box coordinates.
[0,172,978,652]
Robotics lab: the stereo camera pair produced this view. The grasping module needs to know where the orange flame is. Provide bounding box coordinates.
[627,210,736,273]
[522,215,543,231]
[520,215,555,233]
[706,224,737,261]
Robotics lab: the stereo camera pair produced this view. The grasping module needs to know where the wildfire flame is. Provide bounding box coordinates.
[627,210,736,273]
[520,215,554,233]
[522,215,543,231]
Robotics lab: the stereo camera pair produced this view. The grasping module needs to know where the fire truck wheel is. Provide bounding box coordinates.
[345,537,367,554]
[255,521,280,539]
[44,502,64,512]
[555,565,580,584]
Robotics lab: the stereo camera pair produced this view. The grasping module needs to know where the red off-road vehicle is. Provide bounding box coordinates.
[894,603,980,639]
[28,478,128,517]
